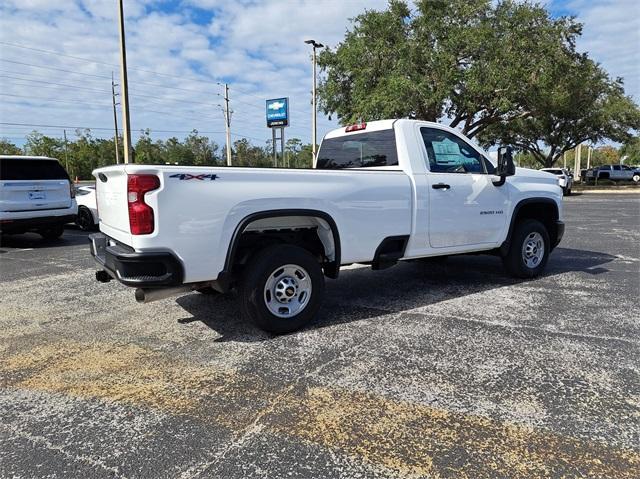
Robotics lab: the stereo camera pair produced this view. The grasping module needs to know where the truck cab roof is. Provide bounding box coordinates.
[324,119,459,139]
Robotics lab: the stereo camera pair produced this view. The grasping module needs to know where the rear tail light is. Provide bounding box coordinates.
[127,174,160,235]
[345,122,366,132]
[69,181,76,198]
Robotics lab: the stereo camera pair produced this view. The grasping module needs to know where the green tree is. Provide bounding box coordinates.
[163,137,195,165]
[0,138,22,155]
[620,137,640,165]
[284,138,313,168]
[184,130,220,166]
[482,56,640,167]
[590,146,619,167]
[234,138,271,167]
[317,0,579,138]
[318,0,640,169]
[24,131,63,158]
[134,130,164,165]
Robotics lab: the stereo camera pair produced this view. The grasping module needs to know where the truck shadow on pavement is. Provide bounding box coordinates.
[175,247,616,342]
[0,227,90,249]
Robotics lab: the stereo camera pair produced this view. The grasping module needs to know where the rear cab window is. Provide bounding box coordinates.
[0,157,70,181]
[316,129,398,169]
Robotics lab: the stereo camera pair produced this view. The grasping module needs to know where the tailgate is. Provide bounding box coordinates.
[94,166,131,244]
[1,180,71,212]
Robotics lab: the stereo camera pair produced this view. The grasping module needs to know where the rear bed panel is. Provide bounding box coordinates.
[94,165,412,284]
[94,167,132,245]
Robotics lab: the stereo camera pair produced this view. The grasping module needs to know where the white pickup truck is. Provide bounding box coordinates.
[90,120,564,333]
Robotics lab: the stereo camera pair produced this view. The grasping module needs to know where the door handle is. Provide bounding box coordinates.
[432,183,450,190]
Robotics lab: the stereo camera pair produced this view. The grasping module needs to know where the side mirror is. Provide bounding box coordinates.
[496,146,516,177]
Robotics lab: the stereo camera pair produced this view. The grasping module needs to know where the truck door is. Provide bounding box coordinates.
[420,127,509,248]
[611,165,622,180]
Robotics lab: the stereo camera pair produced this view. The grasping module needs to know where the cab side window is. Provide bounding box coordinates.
[420,128,488,174]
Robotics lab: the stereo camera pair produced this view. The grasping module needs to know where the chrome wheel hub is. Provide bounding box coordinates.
[264,264,312,318]
[522,232,544,269]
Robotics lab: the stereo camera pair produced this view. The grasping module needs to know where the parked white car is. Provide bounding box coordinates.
[0,155,77,239]
[75,185,99,231]
[89,119,564,333]
[541,168,573,195]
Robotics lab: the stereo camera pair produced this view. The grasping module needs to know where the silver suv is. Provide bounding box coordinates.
[0,155,77,239]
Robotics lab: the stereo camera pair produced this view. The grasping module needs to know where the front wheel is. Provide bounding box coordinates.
[632,173,640,183]
[240,244,324,334]
[502,219,550,278]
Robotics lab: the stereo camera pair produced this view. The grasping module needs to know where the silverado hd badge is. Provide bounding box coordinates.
[169,173,219,181]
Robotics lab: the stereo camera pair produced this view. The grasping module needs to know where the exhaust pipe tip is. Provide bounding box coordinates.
[135,285,194,304]
[134,288,145,303]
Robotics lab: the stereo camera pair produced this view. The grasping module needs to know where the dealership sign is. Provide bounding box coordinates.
[266,97,289,127]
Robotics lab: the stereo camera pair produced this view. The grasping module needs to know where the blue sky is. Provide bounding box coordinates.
[0,0,638,149]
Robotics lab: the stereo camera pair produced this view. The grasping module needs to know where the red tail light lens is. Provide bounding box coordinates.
[345,122,366,132]
[127,174,160,235]
[69,181,76,198]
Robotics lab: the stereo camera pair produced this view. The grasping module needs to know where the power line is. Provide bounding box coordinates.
[0,41,226,87]
[1,42,334,126]
[0,59,111,80]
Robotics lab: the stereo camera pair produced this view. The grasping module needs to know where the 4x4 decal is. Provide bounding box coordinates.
[169,173,219,181]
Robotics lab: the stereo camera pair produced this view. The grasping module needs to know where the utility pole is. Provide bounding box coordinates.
[305,39,324,163]
[223,83,232,166]
[63,129,69,173]
[117,0,133,163]
[563,151,567,169]
[587,146,592,170]
[111,72,120,164]
[574,143,582,181]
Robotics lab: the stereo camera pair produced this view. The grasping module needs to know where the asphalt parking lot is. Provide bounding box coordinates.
[1,193,639,478]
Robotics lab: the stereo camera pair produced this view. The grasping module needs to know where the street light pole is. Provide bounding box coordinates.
[305,39,324,162]
[117,0,133,164]
[111,72,121,165]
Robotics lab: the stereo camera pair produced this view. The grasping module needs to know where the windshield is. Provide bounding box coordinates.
[316,129,398,169]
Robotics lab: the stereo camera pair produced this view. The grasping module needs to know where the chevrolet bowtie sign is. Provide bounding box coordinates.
[266,97,289,127]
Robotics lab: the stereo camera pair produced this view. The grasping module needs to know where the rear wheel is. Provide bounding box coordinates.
[39,224,64,240]
[633,173,640,183]
[502,219,550,278]
[240,244,324,334]
[76,206,95,231]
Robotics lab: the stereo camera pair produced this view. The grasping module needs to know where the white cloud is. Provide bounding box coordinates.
[0,0,637,151]
[569,0,640,100]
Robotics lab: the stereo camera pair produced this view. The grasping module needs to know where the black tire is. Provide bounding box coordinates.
[240,244,324,334]
[566,188,571,196]
[502,219,550,278]
[39,224,64,240]
[633,173,640,183]
[76,206,95,231]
